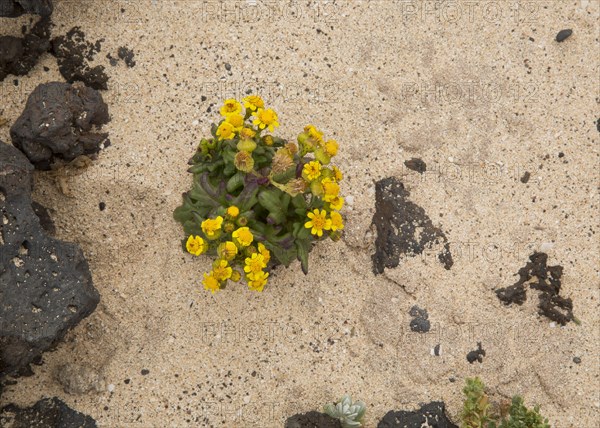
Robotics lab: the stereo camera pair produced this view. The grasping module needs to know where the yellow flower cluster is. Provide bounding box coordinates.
[186,205,272,294]
[216,95,279,142]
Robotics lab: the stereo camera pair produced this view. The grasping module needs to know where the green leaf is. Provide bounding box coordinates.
[226,172,245,193]
[295,239,310,274]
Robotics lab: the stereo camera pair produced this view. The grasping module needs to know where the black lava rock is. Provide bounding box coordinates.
[0,0,52,17]
[466,342,486,364]
[409,305,431,333]
[556,29,573,42]
[10,82,110,170]
[0,17,51,82]
[0,142,100,377]
[285,411,342,428]
[520,171,530,184]
[378,402,457,428]
[404,158,427,174]
[51,27,108,90]
[0,397,96,427]
[117,46,136,68]
[495,252,574,325]
[372,177,453,273]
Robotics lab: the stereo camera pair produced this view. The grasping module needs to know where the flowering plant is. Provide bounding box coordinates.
[174,96,344,293]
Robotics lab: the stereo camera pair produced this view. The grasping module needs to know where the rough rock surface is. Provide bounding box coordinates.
[55,363,105,395]
[10,82,110,170]
[377,402,457,428]
[51,27,109,90]
[285,411,342,428]
[409,305,431,333]
[0,397,96,427]
[495,252,575,325]
[0,142,100,376]
[0,0,52,17]
[372,177,453,274]
[0,18,51,82]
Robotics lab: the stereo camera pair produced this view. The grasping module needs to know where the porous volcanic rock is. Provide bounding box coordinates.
[0,397,96,427]
[0,142,100,377]
[285,411,342,428]
[0,18,51,82]
[377,402,457,428]
[0,0,52,17]
[10,82,109,170]
[372,177,453,274]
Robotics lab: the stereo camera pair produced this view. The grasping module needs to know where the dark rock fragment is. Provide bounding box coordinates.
[0,397,96,427]
[0,142,100,376]
[117,46,136,68]
[520,171,530,183]
[377,402,457,428]
[404,157,426,174]
[556,29,573,42]
[51,27,108,90]
[0,0,53,17]
[285,411,342,428]
[495,252,574,325]
[409,305,431,333]
[466,342,486,364]
[10,82,110,170]
[372,177,453,274]
[0,17,51,82]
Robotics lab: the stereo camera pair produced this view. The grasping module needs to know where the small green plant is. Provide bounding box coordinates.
[323,394,366,428]
[493,396,550,428]
[174,95,345,292]
[461,378,550,428]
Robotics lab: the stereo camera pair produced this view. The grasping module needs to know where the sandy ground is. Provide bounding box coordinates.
[1,0,599,427]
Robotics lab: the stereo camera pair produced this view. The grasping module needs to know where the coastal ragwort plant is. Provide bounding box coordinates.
[174,95,345,293]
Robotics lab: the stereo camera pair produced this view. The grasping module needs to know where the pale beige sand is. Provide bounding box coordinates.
[1,1,599,427]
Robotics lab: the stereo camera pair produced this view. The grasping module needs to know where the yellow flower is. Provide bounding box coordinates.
[332,165,343,181]
[244,253,266,278]
[257,242,271,264]
[305,209,332,237]
[218,241,238,260]
[321,177,340,202]
[263,135,274,146]
[329,196,344,211]
[201,216,223,239]
[220,98,242,116]
[212,260,233,282]
[232,227,254,247]
[226,113,245,131]
[242,95,264,112]
[253,108,279,132]
[304,124,323,141]
[329,211,344,231]
[247,270,269,292]
[302,160,322,181]
[227,206,240,217]
[203,272,220,293]
[186,235,207,256]
[324,140,338,157]
[216,121,235,140]
[239,127,256,140]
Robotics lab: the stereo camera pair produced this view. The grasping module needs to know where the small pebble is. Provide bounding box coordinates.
[573,357,581,364]
[520,171,531,183]
[107,384,115,392]
[224,63,231,71]
[141,369,150,375]
[99,202,106,211]
[556,29,573,42]
[192,120,199,126]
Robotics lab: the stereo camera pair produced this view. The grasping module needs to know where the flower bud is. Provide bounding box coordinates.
[223,221,235,233]
[237,216,248,226]
[310,180,324,197]
[314,147,331,165]
[237,139,257,152]
[234,151,255,172]
[231,270,242,282]
[263,135,274,146]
